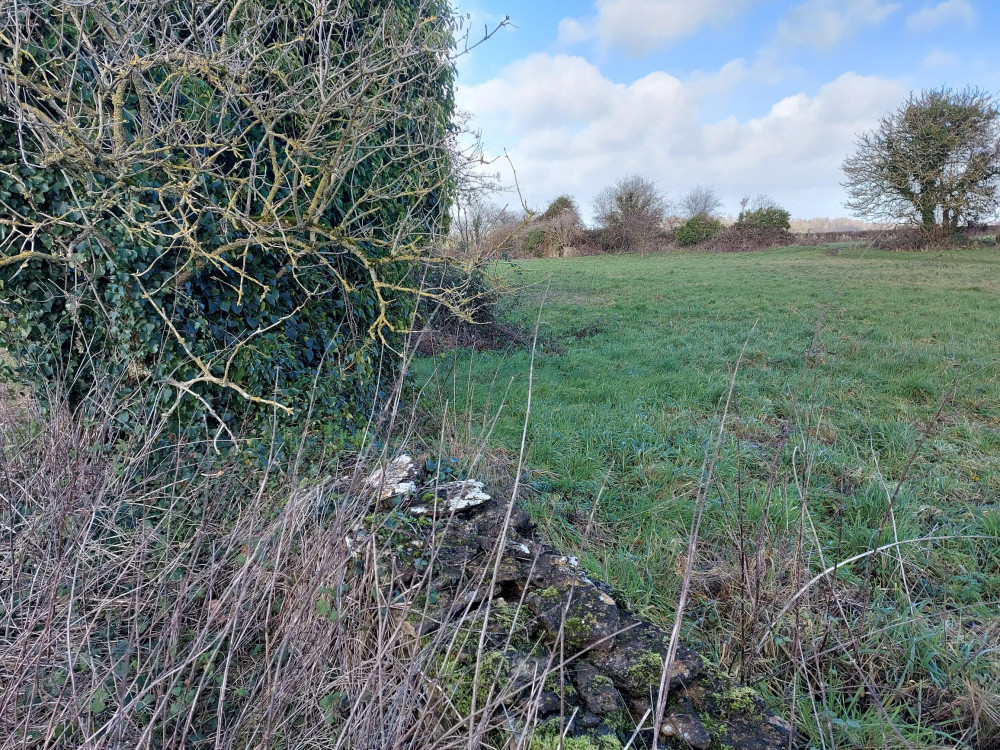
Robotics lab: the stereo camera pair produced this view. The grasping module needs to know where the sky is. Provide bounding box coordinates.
[453,0,1000,221]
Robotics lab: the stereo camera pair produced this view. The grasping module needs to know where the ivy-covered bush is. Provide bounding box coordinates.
[524,227,548,257]
[538,195,579,221]
[676,213,724,246]
[0,0,457,435]
[737,204,792,231]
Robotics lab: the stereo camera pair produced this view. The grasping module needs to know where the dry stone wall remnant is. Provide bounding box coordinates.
[347,457,797,749]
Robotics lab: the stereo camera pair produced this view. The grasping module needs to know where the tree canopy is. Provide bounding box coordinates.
[842,86,1000,231]
[679,185,724,219]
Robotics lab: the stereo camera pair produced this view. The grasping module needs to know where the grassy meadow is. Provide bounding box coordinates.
[414,245,1000,748]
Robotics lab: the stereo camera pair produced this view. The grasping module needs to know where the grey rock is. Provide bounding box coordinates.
[660,699,713,749]
[573,663,625,715]
[527,578,621,651]
[589,619,702,697]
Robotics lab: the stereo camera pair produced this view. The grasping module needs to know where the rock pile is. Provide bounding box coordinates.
[348,457,796,750]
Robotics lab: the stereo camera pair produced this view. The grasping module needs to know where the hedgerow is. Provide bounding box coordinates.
[0,0,457,436]
[676,214,724,246]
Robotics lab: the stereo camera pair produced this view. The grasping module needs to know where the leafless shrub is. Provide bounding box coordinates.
[701,226,794,252]
[679,185,724,220]
[543,205,584,251]
[450,197,524,260]
[446,111,527,263]
[869,226,947,250]
[593,175,669,257]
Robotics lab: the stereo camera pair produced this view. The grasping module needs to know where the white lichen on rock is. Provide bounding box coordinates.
[344,454,420,501]
[441,479,491,509]
[409,479,491,515]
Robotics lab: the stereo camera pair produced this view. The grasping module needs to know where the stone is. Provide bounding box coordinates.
[344,454,422,502]
[717,713,795,750]
[573,663,625,715]
[527,579,621,652]
[348,464,796,749]
[410,479,492,515]
[537,690,564,716]
[589,619,702,697]
[508,654,548,688]
[660,699,712,749]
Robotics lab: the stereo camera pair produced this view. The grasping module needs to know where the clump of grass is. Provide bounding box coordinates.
[0,390,569,750]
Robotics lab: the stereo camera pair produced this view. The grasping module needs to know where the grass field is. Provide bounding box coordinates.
[414,245,1000,749]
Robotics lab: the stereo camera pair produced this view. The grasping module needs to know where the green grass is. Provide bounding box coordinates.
[414,245,1000,748]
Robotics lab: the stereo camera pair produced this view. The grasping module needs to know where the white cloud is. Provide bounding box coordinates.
[922,49,959,68]
[906,0,976,32]
[459,56,905,220]
[559,0,754,55]
[557,18,589,44]
[778,0,901,51]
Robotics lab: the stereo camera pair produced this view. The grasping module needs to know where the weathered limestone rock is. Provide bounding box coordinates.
[661,699,713,749]
[339,454,422,502]
[350,456,797,749]
[527,579,621,651]
[410,479,492,514]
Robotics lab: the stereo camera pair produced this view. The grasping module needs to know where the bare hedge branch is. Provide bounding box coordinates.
[0,0,461,427]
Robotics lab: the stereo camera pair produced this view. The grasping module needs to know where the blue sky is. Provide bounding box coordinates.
[453,0,1000,220]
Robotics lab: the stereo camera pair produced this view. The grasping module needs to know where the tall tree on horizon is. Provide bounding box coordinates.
[842,86,1000,231]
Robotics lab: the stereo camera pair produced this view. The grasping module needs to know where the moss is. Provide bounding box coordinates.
[490,598,519,629]
[625,650,663,687]
[604,708,633,734]
[434,644,511,716]
[690,682,761,750]
[696,711,727,750]
[562,616,591,640]
[591,674,615,688]
[453,653,508,714]
[537,586,562,602]
[562,612,599,640]
[542,671,578,700]
[529,723,622,750]
[487,598,535,649]
[722,686,758,716]
[482,650,510,678]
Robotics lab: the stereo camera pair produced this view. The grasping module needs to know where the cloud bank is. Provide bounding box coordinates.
[560,0,755,55]
[459,54,905,220]
[906,0,976,32]
[777,0,901,51]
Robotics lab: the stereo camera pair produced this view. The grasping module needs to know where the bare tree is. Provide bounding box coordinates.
[680,185,724,219]
[545,206,583,251]
[446,111,515,259]
[451,196,523,259]
[593,174,668,256]
[842,86,1000,232]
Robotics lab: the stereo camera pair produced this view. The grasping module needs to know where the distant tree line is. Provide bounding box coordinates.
[454,85,1000,262]
[450,176,798,258]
